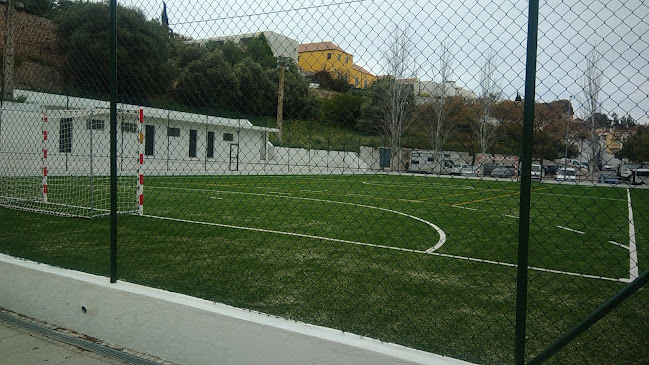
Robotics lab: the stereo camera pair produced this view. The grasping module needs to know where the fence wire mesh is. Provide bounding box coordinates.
[1,0,648,363]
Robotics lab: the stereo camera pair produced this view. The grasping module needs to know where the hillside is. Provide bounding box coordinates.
[0,4,63,94]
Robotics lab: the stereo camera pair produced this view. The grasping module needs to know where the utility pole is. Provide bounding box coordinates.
[2,0,16,101]
[276,56,292,143]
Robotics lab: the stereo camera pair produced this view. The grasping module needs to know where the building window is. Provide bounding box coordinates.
[337,54,341,61]
[345,56,348,63]
[59,118,73,153]
[223,133,234,142]
[167,127,180,137]
[327,53,331,60]
[145,125,154,156]
[189,129,197,158]
[86,119,105,130]
[364,80,368,87]
[207,131,215,158]
[121,122,137,133]
[355,77,359,86]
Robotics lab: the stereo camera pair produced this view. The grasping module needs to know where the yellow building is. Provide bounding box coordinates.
[298,41,376,88]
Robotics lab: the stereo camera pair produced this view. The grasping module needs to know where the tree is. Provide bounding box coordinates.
[616,125,649,164]
[22,0,56,18]
[234,57,276,115]
[312,70,351,93]
[420,43,456,169]
[577,49,604,173]
[245,34,276,69]
[54,2,174,98]
[367,25,418,170]
[321,92,364,128]
[174,50,240,109]
[472,50,502,153]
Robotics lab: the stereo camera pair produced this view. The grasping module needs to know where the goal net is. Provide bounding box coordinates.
[0,107,143,218]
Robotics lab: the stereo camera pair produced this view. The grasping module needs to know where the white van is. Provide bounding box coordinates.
[531,163,543,180]
[633,168,649,185]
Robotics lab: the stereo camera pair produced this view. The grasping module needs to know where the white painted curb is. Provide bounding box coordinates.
[0,254,473,365]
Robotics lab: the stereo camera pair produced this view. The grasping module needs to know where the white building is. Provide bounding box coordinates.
[0,90,370,177]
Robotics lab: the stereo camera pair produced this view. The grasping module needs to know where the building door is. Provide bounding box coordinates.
[229,143,239,171]
[379,147,391,168]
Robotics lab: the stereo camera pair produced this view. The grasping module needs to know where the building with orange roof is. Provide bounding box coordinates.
[298,41,377,88]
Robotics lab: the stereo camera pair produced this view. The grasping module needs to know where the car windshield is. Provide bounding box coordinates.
[532,166,541,171]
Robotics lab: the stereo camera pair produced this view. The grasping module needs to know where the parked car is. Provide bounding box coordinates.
[531,163,543,180]
[491,167,512,178]
[544,164,559,176]
[603,164,614,171]
[618,163,642,179]
[481,162,498,177]
[450,163,470,176]
[633,168,649,185]
[598,173,619,185]
[556,167,577,182]
[460,166,478,177]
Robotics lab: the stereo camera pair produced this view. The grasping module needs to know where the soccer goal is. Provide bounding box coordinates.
[0,107,144,218]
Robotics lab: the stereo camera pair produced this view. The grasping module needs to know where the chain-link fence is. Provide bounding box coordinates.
[1,0,648,363]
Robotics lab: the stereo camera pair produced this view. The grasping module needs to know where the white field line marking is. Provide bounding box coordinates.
[535,192,625,202]
[627,189,639,280]
[426,251,625,282]
[139,213,625,283]
[300,189,328,193]
[148,186,447,253]
[142,214,427,255]
[362,181,476,190]
[503,214,519,219]
[609,241,630,250]
[556,226,585,234]
[209,197,224,200]
[450,205,478,211]
[271,191,291,195]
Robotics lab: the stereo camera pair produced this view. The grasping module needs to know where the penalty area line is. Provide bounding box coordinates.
[139,214,625,283]
[556,226,585,234]
[141,214,427,255]
[627,189,639,281]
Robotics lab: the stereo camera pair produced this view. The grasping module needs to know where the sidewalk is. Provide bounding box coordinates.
[0,309,167,365]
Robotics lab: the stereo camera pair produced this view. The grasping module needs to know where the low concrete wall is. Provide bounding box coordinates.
[0,254,472,365]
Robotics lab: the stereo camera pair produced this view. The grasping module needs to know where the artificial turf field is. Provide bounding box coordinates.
[2,173,648,363]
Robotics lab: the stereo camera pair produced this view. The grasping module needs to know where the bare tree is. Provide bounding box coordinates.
[424,43,456,169]
[372,25,418,170]
[578,49,604,173]
[471,50,502,154]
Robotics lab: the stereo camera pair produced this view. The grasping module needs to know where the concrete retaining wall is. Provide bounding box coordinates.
[0,254,471,365]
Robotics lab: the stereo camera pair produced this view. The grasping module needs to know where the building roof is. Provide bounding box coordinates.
[351,64,373,75]
[298,41,350,55]
[13,89,278,133]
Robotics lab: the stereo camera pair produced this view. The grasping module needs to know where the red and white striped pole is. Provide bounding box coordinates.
[42,113,48,203]
[137,108,144,215]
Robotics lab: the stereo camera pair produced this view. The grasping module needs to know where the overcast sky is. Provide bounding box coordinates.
[122,0,648,123]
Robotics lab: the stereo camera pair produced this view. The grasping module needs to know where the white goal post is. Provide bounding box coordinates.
[0,107,144,218]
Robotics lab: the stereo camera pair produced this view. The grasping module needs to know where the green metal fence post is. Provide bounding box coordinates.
[109,0,118,283]
[515,0,540,363]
